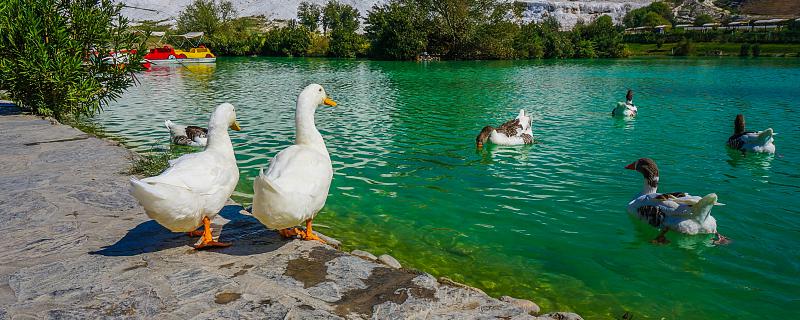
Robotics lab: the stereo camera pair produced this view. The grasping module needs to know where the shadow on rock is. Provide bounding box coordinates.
[91,204,289,256]
[90,220,188,256]
[215,204,290,256]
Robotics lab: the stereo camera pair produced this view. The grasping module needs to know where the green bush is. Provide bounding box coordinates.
[297,1,322,32]
[673,38,695,56]
[751,43,761,57]
[263,21,312,56]
[624,2,674,28]
[739,43,751,56]
[365,1,427,60]
[693,14,715,27]
[0,0,147,120]
[324,1,363,58]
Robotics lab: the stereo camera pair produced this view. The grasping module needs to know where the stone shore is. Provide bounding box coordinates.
[0,109,583,319]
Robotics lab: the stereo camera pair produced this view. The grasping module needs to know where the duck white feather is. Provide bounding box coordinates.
[476,109,534,148]
[612,89,637,117]
[625,158,727,244]
[727,114,775,153]
[130,103,241,248]
[252,84,336,241]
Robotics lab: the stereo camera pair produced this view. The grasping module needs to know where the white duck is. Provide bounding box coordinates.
[625,158,728,244]
[475,109,534,148]
[130,103,241,249]
[726,114,775,154]
[165,120,208,147]
[252,84,336,242]
[612,89,637,117]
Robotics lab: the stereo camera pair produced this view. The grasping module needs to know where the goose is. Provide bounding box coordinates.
[611,89,637,117]
[726,114,775,154]
[165,120,208,147]
[251,84,336,242]
[625,158,728,245]
[476,109,534,148]
[130,103,241,249]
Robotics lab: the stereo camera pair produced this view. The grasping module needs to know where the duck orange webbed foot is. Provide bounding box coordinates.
[302,219,326,244]
[192,216,231,250]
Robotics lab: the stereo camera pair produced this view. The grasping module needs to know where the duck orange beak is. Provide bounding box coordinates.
[625,162,635,170]
[230,121,241,131]
[323,97,336,107]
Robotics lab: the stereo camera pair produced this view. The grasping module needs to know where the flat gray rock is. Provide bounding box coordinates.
[0,113,581,318]
[377,254,402,269]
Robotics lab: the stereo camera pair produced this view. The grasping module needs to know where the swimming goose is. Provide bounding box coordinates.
[612,89,637,117]
[726,114,775,154]
[130,103,241,249]
[165,120,208,147]
[251,84,336,242]
[625,158,728,244]
[476,109,534,148]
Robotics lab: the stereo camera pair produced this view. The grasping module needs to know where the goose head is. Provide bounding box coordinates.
[625,157,659,194]
[476,126,493,149]
[209,103,240,132]
[297,84,336,112]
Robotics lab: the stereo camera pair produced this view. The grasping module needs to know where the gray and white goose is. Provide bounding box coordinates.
[726,114,775,154]
[612,89,637,117]
[476,109,534,148]
[625,158,728,244]
[165,120,208,147]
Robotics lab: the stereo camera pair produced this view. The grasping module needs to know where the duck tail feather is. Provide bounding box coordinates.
[691,193,718,223]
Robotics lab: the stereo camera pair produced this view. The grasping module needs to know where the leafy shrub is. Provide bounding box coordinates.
[0,0,147,120]
[751,43,761,57]
[365,1,427,60]
[694,14,715,27]
[324,1,363,58]
[739,43,751,56]
[263,21,312,56]
[673,38,695,56]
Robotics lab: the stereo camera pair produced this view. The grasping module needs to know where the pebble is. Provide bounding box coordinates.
[377,254,401,269]
[350,250,377,261]
[500,295,540,315]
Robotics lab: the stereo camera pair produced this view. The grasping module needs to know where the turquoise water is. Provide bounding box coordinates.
[98,57,800,319]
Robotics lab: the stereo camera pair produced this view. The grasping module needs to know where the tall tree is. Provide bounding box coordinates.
[365,0,428,60]
[323,1,362,57]
[297,1,322,32]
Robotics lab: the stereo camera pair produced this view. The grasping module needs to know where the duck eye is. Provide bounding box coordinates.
[318,88,322,92]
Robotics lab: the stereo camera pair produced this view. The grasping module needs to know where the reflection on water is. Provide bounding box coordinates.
[98,57,800,319]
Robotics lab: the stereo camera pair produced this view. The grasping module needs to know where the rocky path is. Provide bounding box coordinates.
[0,109,582,319]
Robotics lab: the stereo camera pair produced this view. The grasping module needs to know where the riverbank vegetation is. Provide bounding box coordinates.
[168,0,629,60]
[0,0,148,120]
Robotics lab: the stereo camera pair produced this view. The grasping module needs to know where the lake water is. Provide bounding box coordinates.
[98,57,800,319]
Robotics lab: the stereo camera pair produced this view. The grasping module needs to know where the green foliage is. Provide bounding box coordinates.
[693,14,715,26]
[0,0,147,120]
[513,23,545,59]
[751,43,761,57]
[177,0,236,35]
[129,149,171,176]
[674,38,695,56]
[298,2,322,32]
[365,1,427,60]
[263,21,312,56]
[642,12,670,27]
[574,40,597,58]
[739,43,750,56]
[624,2,674,28]
[324,1,363,58]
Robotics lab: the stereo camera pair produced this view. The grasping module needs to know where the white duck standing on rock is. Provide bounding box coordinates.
[165,120,208,147]
[726,114,775,154]
[476,109,534,148]
[612,89,637,117]
[130,103,241,249]
[625,158,728,245]
[252,84,336,242]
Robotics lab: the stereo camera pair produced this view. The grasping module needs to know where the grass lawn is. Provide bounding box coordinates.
[627,42,800,57]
